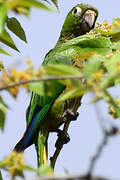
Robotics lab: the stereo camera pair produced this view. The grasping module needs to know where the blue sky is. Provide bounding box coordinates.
[1,0,120,179]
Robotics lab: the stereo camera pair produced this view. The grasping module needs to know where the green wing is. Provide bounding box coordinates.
[24,51,72,149]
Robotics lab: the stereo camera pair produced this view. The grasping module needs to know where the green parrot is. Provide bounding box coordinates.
[14,4,98,167]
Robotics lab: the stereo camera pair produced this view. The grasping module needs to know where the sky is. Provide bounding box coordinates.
[1,0,120,179]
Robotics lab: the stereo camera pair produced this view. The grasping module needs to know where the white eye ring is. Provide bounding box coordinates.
[72,7,82,17]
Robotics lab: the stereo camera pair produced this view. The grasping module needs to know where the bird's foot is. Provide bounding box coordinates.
[54,129,70,149]
[62,109,79,122]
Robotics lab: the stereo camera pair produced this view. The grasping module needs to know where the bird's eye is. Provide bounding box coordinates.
[72,7,82,17]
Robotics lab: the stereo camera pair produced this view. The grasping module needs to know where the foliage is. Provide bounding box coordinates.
[0,152,52,179]
[0,0,120,179]
[0,0,56,130]
[0,0,54,54]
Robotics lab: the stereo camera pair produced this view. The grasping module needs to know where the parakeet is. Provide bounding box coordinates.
[14,4,98,167]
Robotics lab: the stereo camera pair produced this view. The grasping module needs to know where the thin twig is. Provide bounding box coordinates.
[0,74,83,91]
[87,134,108,180]
[87,125,118,179]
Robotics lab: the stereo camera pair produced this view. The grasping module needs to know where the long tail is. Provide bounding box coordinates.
[35,128,49,167]
[13,127,49,168]
[13,106,50,153]
[13,127,49,165]
[13,129,49,167]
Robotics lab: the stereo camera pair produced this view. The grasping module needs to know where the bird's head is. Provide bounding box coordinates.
[59,4,98,41]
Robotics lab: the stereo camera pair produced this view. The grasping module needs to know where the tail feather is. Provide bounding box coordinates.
[13,136,25,152]
[35,128,49,167]
[13,131,34,152]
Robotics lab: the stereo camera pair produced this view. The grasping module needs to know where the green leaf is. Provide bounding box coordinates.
[112,41,120,50]
[7,17,27,42]
[103,89,120,119]
[83,55,102,79]
[60,47,111,57]
[0,3,7,34]
[29,80,64,96]
[0,31,19,51]
[0,96,8,130]
[99,72,117,89]
[57,87,89,102]
[29,81,56,97]
[111,32,120,42]
[5,0,53,11]
[44,54,72,65]
[0,48,10,55]
[51,0,58,9]
[104,53,120,73]
[0,160,7,168]
[60,36,111,50]
[29,81,45,96]
[97,24,120,42]
[45,64,83,88]
[112,17,120,24]
[45,64,80,76]
[59,36,112,57]
[37,164,53,176]
[22,165,36,172]
[0,61,4,71]
[111,26,120,33]
[0,171,3,180]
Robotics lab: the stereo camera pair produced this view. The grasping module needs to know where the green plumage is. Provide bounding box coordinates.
[14,4,98,168]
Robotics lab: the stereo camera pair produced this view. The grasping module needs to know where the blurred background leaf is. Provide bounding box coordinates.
[7,17,27,42]
[0,96,8,131]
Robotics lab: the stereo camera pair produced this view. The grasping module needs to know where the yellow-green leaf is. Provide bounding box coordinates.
[0,3,7,34]
[0,171,3,180]
[45,64,80,76]
[51,0,58,9]
[7,17,27,42]
[37,164,53,176]
[104,53,120,73]
[0,48,10,55]
[0,96,8,130]
[57,87,88,102]
[5,0,53,11]
[59,36,112,57]
[0,31,19,51]
[29,80,64,97]
[83,55,102,79]
[0,61,4,71]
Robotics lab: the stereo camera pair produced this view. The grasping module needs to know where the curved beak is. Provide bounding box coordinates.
[82,10,96,31]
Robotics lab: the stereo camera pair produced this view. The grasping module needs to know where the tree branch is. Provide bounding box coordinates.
[0,74,83,91]
[25,174,113,180]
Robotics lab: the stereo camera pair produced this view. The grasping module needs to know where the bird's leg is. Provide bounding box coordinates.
[52,109,79,148]
[62,109,79,122]
[53,128,70,148]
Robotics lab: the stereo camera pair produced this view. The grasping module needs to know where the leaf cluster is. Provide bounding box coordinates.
[0,0,57,54]
[0,0,57,131]
[0,151,52,179]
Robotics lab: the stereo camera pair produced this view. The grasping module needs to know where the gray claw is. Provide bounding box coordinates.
[62,109,79,122]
